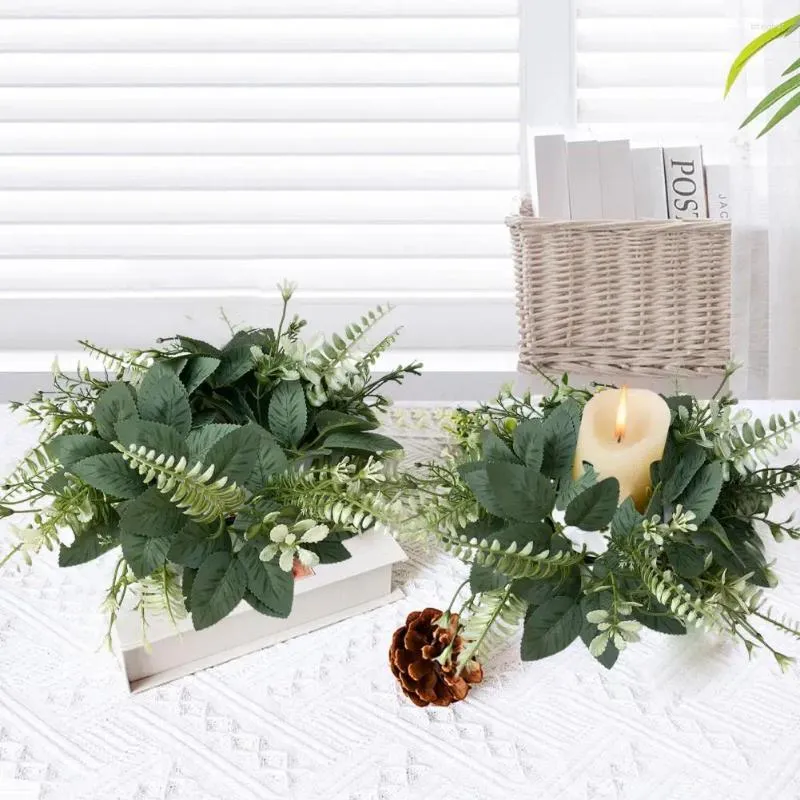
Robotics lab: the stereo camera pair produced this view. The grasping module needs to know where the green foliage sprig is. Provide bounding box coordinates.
[0,283,419,640]
[375,371,800,679]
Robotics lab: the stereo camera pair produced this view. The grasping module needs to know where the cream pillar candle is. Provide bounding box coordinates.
[573,387,671,511]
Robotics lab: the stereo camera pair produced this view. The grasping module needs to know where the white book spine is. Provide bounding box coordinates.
[597,139,636,219]
[532,133,571,219]
[566,140,603,220]
[631,147,668,220]
[663,146,708,219]
[704,164,731,221]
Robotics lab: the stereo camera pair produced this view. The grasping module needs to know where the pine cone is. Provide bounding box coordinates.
[389,607,483,707]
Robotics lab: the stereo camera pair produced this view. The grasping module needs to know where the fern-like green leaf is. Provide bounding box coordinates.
[113,441,246,523]
[357,327,403,372]
[716,411,800,474]
[438,529,585,581]
[135,564,187,628]
[80,339,153,380]
[457,589,527,671]
[1,443,57,501]
[309,304,394,378]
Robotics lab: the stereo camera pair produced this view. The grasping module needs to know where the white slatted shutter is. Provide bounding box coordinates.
[0,1,520,367]
[575,0,735,159]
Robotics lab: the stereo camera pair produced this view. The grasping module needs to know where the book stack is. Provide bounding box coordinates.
[529,134,730,222]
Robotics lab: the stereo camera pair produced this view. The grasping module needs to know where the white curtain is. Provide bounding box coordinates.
[731,0,800,398]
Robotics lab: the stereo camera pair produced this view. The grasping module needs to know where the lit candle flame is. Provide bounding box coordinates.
[614,386,628,443]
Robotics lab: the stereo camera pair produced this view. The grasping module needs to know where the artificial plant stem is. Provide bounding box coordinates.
[274,296,290,351]
[753,609,800,638]
[528,362,559,388]
[443,579,471,617]
[711,364,735,401]
[0,543,22,569]
[459,585,513,672]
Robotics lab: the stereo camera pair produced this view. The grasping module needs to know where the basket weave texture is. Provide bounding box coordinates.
[508,207,732,377]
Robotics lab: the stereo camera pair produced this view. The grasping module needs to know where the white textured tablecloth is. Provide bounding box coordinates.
[3,402,800,800]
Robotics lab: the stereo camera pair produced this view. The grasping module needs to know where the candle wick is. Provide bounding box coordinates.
[616,434,623,444]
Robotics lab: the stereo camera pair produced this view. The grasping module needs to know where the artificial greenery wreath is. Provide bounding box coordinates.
[380,369,800,702]
[0,283,419,645]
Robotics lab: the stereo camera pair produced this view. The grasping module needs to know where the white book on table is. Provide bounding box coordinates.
[704,164,731,221]
[566,139,603,220]
[531,133,571,219]
[632,147,668,219]
[597,139,636,219]
[663,146,708,219]
[115,530,407,693]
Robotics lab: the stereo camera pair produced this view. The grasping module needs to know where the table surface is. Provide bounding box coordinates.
[3,402,800,800]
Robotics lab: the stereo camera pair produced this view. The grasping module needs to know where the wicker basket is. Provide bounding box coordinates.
[507,206,732,377]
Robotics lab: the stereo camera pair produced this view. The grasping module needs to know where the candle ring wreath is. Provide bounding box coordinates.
[374,367,800,707]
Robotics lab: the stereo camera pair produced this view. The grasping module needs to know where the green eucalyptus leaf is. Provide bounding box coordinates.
[634,605,687,635]
[485,461,556,522]
[212,345,254,387]
[694,515,733,551]
[521,596,582,661]
[314,410,378,436]
[70,453,146,499]
[58,519,119,567]
[182,566,197,612]
[309,540,352,564]
[47,434,114,470]
[470,563,509,594]
[157,356,188,376]
[662,443,707,503]
[665,395,693,421]
[181,355,221,395]
[681,462,723,525]
[459,463,506,518]
[121,530,171,578]
[512,419,545,472]
[322,431,402,454]
[246,430,289,492]
[176,335,222,357]
[556,463,598,511]
[564,477,620,531]
[167,521,227,568]
[314,409,378,435]
[115,418,188,460]
[645,481,665,518]
[190,551,248,630]
[238,545,294,618]
[93,383,139,441]
[137,362,192,436]
[120,486,186,539]
[513,567,580,606]
[268,380,307,448]
[481,430,518,464]
[186,423,240,463]
[223,329,268,352]
[610,497,644,539]
[541,400,581,479]
[665,542,707,579]
[204,422,263,485]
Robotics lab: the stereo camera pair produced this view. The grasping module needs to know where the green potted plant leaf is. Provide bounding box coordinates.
[726,13,800,135]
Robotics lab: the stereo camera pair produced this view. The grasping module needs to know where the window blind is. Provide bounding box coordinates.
[575,0,734,157]
[0,0,520,357]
